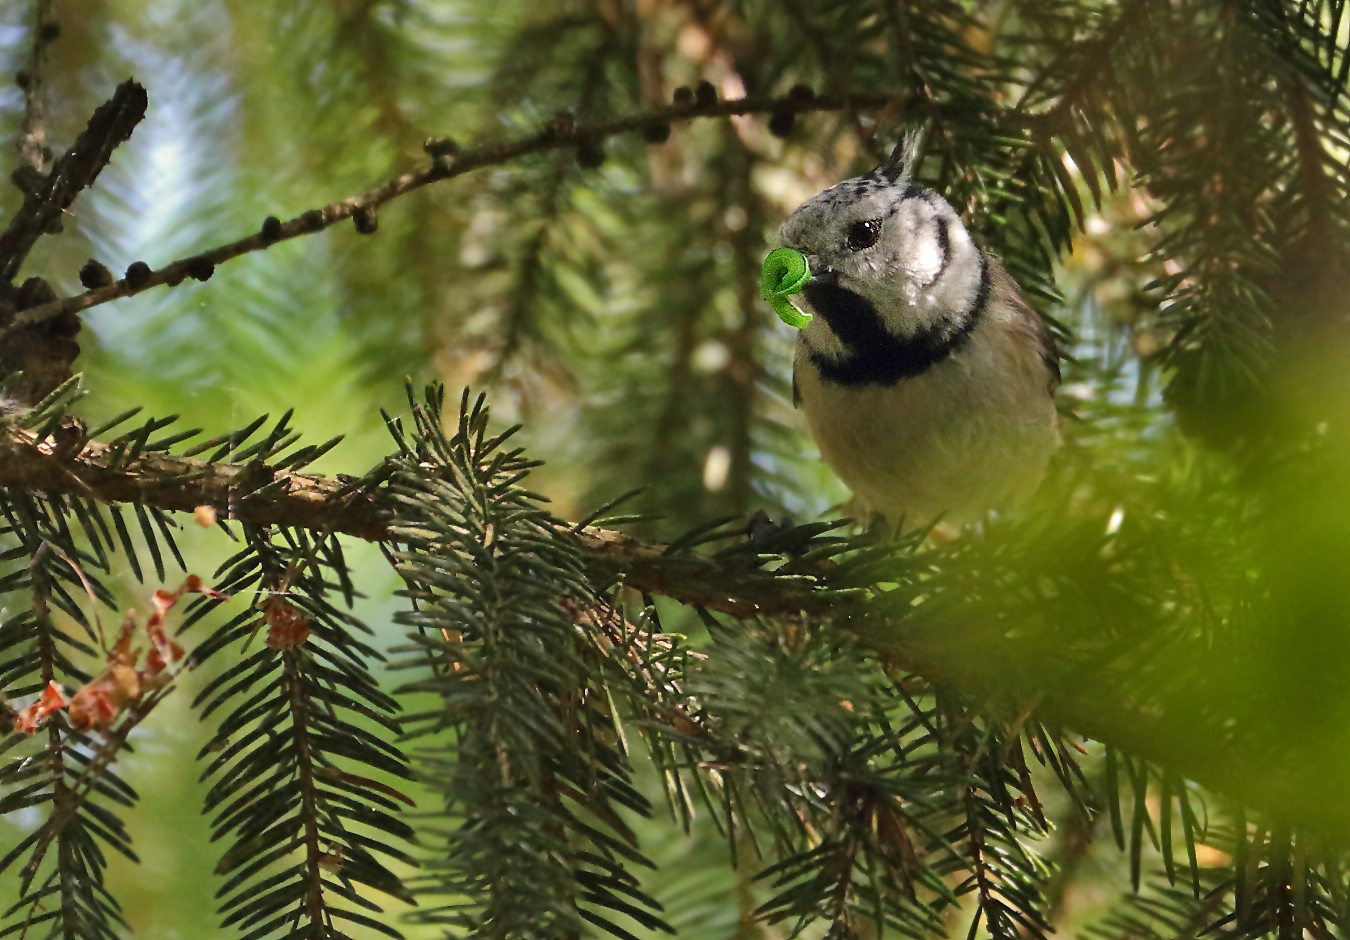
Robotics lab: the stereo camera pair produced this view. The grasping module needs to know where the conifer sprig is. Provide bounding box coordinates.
[186,526,415,940]
[384,386,668,938]
[0,516,128,939]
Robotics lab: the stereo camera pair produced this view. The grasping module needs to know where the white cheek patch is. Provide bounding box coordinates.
[909,236,944,285]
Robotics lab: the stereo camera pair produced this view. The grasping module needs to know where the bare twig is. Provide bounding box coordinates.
[15,0,58,174]
[0,79,148,283]
[0,90,908,338]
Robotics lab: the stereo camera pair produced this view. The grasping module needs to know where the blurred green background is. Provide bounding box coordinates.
[3,0,1350,937]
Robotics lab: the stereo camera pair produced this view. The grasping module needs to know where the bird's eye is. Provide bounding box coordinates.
[846,219,882,251]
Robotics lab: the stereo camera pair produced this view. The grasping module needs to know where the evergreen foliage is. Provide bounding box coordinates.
[2,1,1350,939]
[385,387,665,938]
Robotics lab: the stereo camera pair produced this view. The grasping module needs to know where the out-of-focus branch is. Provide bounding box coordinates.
[14,0,57,174]
[0,80,146,404]
[0,79,148,283]
[0,89,908,338]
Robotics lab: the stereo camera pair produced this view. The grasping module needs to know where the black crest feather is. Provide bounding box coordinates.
[878,128,924,184]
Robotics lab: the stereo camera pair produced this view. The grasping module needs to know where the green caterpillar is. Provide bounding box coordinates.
[759,246,812,329]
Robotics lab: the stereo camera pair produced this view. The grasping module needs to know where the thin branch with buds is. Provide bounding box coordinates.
[0,89,909,338]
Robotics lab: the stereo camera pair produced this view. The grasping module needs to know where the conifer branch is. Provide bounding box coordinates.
[0,420,823,605]
[0,424,391,540]
[0,418,1326,838]
[0,425,1317,830]
[0,415,1338,837]
[194,529,414,938]
[0,90,909,338]
[1014,0,1152,122]
[0,420,840,616]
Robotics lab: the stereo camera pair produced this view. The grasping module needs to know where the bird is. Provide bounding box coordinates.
[776,135,1060,533]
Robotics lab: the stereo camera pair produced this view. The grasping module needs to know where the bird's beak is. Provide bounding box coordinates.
[811,267,839,288]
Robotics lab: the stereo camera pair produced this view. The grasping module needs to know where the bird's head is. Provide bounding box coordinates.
[778,135,983,364]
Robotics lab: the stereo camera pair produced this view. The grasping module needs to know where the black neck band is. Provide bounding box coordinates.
[804,253,991,387]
